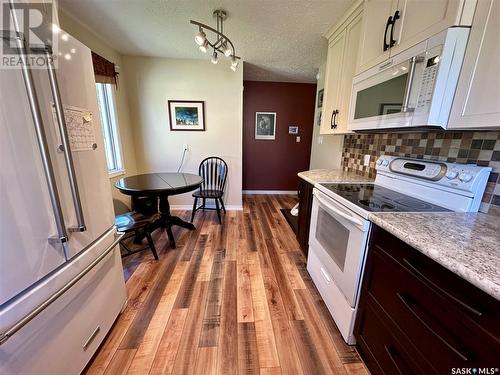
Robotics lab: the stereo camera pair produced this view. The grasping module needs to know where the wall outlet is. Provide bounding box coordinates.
[318,136,323,145]
[296,136,301,143]
[363,154,371,166]
[183,144,190,152]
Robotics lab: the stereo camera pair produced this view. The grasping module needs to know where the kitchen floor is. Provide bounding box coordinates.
[85,195,368,375]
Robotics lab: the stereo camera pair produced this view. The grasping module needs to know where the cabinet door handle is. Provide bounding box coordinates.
[396,292,469,361]
[330,109,338,129]
[389,10,400,49]
[384,346,406,375]
[402,258,483,317]
[383,15,393,51]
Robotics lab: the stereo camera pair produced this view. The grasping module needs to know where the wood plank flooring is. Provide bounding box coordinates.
[85,195,369,375]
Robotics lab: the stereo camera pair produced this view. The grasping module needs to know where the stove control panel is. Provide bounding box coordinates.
[375,156,491,193]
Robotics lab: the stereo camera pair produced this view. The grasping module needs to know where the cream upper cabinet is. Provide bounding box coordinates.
[448,0,500,129]
[356,0,470,74]
[320,31,346,135]
[356,0,396,74]
[390,0,466,56]
[320,4,363,135]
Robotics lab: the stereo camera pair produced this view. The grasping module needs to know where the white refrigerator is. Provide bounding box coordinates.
[0,10,126,375]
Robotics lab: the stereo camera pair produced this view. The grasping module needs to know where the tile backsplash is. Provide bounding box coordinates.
[341,131,500,215]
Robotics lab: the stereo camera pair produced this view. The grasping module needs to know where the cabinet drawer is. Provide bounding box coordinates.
[367,246,498,373]
[371,226,500,340]
[356,295,437,375]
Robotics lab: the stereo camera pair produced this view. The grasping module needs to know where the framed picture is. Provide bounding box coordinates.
[255,112,276,140]
[317,111,322,126]
[317,89,324,108]
[288,126,299,134]
[379,103,402,115]
[168,100,205,131]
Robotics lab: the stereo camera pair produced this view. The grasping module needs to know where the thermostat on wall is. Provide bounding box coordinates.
[289,126,299,134]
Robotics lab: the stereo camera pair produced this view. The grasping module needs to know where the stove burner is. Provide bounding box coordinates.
[359,199,395,211]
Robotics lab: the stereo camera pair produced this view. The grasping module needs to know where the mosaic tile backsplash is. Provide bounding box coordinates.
[341,131,500,215]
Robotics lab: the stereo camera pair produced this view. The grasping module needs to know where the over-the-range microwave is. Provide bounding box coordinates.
[348,27,469,131]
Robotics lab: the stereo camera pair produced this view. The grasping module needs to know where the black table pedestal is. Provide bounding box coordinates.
[148,194,195,249]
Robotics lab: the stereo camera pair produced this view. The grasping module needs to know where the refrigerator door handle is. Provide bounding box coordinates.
[45,48,86,232]
[6,30,68,244]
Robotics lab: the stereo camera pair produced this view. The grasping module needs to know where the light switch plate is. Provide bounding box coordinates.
[363,154,370,166]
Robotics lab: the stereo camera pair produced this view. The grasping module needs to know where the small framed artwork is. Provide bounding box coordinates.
[168,100,205,131]
[288,126,299,134]
[317,89,324,108]
[317,111,322,126]
[255,112,276,140]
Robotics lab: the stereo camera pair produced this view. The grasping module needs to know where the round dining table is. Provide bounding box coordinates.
[115,172,203,249]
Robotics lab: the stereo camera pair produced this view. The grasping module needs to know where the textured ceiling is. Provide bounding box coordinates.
[58,0,354,82]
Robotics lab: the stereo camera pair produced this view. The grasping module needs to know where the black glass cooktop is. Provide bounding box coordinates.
[319,183,450,213]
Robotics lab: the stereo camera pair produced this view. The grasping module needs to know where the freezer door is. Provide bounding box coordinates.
[33,32,115,259]
[0,59,67,306]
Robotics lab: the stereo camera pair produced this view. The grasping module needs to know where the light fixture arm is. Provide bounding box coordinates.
[190,19,240,60]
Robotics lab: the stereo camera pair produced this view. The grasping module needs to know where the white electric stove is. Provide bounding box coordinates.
[307,156,491,344]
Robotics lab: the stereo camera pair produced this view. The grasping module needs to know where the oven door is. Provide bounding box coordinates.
[308,189,370,306]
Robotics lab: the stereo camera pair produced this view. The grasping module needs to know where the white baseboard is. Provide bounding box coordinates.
[170,204,243,211]
[243,190,298,195]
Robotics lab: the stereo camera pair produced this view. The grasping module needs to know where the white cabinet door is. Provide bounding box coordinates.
[320,30,346,135]
[391,0,465,56]
[0,64,67,306]
[448,0,500,129]
[338,13,363,132]
[356,0,396,74]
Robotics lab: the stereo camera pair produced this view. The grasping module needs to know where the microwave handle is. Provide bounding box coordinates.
[401,56,424,113]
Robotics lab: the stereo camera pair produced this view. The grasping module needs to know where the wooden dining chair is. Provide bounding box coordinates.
[191,157,228,224]
[113,199,159,260]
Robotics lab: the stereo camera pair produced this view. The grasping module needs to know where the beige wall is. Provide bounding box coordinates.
[58,9,138,206]
[309,62,344,170]
[122,56,243,208]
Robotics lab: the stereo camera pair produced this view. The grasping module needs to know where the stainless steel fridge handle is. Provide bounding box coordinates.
[0,231,124,346]
[7,31,68,244]
[45,48,86,232]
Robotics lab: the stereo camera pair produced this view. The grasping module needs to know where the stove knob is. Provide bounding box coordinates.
[459,172,473,183]
[382,160,389,166]
[376,159,383,166]
[446,170,458,180]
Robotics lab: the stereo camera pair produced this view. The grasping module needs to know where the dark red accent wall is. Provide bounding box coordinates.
[243,81,316,190]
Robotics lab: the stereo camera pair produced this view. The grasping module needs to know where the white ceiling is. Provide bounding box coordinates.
[58,0,354,83]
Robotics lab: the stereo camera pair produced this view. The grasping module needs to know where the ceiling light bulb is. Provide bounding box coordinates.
[199,40,208,53]
[195,30,206,46]
[222,42,232,57]
[231,56,238,67]
[211,51,218,64]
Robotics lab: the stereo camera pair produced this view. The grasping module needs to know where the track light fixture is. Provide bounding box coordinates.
[190,9,241,71]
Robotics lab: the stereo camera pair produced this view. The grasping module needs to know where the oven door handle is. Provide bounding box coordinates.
[314,191,364,227]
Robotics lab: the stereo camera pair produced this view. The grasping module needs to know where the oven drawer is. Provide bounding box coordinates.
[307,248,357,344]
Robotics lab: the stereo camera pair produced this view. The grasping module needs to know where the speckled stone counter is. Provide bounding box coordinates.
[369,212,500,300]
[298,169,373,185]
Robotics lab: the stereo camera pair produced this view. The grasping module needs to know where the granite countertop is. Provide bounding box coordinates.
[298,169,373,185]
[369,212,500,300]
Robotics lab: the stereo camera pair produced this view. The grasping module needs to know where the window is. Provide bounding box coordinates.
[95,83,124,176]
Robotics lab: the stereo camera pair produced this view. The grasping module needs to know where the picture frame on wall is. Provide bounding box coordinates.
[255,112,276,140]
[168,100,205,131]
[317,89,324,108]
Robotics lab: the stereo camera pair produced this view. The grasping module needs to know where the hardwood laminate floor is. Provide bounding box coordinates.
[86,195,369,375]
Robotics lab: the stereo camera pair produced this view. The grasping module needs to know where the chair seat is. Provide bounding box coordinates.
[192,189,224,198]
[115,211,158,232]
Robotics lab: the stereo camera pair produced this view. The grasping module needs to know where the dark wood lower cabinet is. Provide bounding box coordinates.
[354,225,500,375]
[297,178,314,256]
